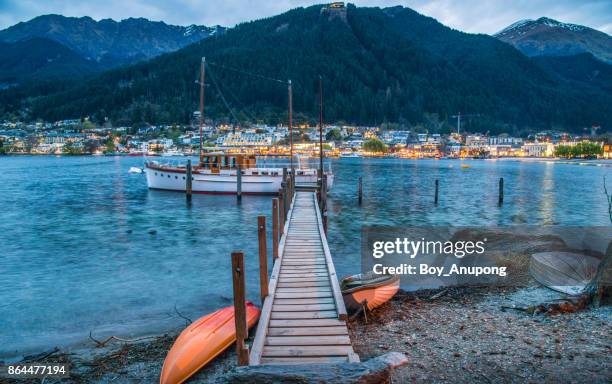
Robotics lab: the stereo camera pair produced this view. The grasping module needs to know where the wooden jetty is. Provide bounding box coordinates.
[248,191,359,365]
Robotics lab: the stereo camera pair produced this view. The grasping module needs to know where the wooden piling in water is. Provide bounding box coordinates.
[186,159,192,202]
[358,176,362,205]
[434,179,439,205]
[272,198,279,260]
[231,251,249,366]
[257,216,268,304]
[498,177,504,206]
[236,162,242,201]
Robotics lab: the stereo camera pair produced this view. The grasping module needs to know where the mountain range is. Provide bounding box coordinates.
[495,17,612,64]
[0,5,610,133]
[0,15,224,86]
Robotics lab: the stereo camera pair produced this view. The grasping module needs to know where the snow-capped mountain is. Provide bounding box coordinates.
[0,15,226,68]
[495,17,611,64]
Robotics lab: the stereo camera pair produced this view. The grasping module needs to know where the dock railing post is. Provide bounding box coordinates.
[257,216,268,304]
[231,251,249,366]
[358,176,362,205]
[272,198,279,260]
[186,159,192,202]
[236,162,242,201]
[434,179,439,205]
[498,177,504,206]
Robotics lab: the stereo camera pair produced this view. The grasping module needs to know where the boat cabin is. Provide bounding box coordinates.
[199,153,257,173]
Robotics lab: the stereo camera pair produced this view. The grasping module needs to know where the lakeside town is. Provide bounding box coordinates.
[0,117,608,159]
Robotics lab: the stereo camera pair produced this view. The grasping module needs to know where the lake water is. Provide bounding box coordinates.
[0,156,610,358]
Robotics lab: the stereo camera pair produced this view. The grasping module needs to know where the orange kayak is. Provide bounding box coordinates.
[160,302,260,384]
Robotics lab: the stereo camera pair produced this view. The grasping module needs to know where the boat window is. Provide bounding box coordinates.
[155,172,158,175]
[252,171,259,175]
[182,176,185,180]
[175,176,178,179]
[212,156,219,168]
[168,175,171,178]
[261,171,268,175]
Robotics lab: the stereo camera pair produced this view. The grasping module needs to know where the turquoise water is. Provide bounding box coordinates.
[0,156,610,358]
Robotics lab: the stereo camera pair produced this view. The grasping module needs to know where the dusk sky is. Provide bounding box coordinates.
[0,0,611,34]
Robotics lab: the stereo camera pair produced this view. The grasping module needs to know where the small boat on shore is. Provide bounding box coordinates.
[340,272,400,312]
[529,252,600,295]
[160,302,260,384]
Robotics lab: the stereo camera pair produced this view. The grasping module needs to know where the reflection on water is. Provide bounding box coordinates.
[0,156,609,357]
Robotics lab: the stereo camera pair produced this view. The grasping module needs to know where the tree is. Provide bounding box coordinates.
[555,142,603,158]
[63,141,83,155]
[363,137,388,153]
[326,128,342,141]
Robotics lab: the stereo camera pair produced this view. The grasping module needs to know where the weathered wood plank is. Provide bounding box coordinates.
[270,310,338,319]
[265,335,351,346]
[260,357,348,365]
[275,291,333,299]
[267,326,348,336]
[272,303,336,311]
[277,276,330,282]
[278,280,331,289]
[269,319,346,327]
[276,287,332,293]
[262,345,354,357]
[273,298,335,305]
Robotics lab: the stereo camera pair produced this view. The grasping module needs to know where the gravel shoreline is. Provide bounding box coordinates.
[3,286,610,383]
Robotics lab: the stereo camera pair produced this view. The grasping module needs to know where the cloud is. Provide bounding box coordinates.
[0,0,610,34]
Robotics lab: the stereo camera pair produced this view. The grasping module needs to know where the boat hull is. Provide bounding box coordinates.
[160,302,260,384]
[529,252,600,295]
[341,274,400,312]
[145,164,334,195]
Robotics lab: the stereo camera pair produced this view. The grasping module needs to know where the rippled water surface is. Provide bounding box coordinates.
[0,156,610,357]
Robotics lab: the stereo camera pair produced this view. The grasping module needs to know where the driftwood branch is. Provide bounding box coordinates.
[174,303,193,325]
[88,331,158,348]
[428,288,449,301]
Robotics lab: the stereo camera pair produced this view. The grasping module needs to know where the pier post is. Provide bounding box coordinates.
[237,162,242,201]
[323,211,328,234]
[272,198,279,260]
[186,159,192,202]
[278,191,285,235]
[321,174,328,213]
[257,216,268,304]
[358,176,362,205]
[434,179,439,205]
[231,251,249,366]
[498,177,504,206]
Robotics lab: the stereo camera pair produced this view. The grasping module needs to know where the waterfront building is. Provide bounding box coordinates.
[522,142,555,157]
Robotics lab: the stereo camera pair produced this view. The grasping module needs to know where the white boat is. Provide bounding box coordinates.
[128,166,143,174]
[145,57,333,195]
[145,153,333,195]
[339,151,363,158]
[161,149,185,157]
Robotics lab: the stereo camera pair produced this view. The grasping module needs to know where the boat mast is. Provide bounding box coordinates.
[288,79,293,172]
[199,57,206,164]
[319,75,324,179]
